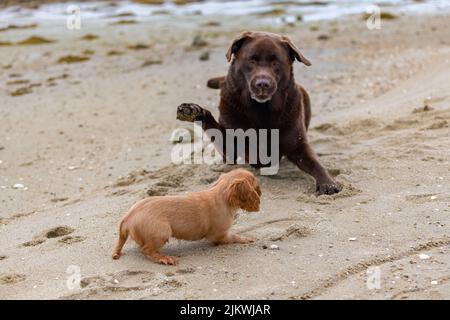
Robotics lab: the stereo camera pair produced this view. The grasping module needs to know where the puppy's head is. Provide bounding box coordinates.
[226,31,311,103]
[224,169,261,212]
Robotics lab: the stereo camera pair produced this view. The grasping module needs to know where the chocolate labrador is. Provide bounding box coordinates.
[177,31,340,195]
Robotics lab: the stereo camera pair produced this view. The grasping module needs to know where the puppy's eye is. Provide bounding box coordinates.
[272,60,280,67]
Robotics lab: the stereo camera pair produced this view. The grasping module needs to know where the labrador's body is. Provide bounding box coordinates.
[177,31,340,195]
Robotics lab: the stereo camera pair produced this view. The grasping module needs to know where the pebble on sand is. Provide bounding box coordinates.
[419,254,430,260]
[13,183,25,189]
[269,244,279,250]
[348,237,357,241]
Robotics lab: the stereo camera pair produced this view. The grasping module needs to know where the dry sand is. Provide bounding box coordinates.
[0,11,450,299]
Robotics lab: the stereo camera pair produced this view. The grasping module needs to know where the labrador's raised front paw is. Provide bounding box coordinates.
[176,103,208,122]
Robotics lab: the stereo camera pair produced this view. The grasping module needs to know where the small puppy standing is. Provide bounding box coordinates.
[112,169,261,265]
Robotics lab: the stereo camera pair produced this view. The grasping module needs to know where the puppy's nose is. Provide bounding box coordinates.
[255,78,272,90]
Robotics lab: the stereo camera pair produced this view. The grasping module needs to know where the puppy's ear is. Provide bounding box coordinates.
[226,178,260,212]
[226,31,253,62]
[226,179,244,208]
[245,184,261,212]
[281,35,311,66]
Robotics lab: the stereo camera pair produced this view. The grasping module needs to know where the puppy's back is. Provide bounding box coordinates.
[123,196,178,223]
[122,194,213,243]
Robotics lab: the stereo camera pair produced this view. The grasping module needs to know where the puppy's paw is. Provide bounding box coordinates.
[235,235,256,244]
[316,180,341,195]
[158,256,177,265]
[176,103,208,122]
[112,252,121,260]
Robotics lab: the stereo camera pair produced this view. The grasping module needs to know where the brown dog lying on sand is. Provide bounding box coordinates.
[112,169,261,265]
[177,31,341,195]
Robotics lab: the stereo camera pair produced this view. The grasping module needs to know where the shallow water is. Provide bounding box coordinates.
[1,0,450,26]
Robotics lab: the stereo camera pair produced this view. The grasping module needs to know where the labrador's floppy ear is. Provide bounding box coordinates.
[226,31,253,62]
[281,35,311,66]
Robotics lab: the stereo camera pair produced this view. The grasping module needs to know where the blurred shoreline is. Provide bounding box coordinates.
[0,0,96,9]
[1,0,450,26]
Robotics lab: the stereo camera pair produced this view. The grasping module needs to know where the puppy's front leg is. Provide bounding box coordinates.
[212,233,256,245]
[142,247,178,265]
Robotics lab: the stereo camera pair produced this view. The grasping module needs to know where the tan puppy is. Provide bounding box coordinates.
[112,169,261,265]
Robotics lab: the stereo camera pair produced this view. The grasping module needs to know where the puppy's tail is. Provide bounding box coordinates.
[112,219,128,260]
[207,76,225,89]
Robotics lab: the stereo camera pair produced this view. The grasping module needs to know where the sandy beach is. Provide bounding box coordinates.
[1,2,450,299]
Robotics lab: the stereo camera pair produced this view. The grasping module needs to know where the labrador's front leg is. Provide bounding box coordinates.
[177,103,228,163]
[292,142,340,195]
[281,128,340,195]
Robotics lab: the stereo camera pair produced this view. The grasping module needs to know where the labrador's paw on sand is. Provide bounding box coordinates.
[296,181,361,204]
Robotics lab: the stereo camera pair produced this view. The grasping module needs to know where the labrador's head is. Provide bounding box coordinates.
[226,31,311,103]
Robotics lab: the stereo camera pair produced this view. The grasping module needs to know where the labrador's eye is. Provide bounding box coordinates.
[248,55,260,64]
[272,60,280,67]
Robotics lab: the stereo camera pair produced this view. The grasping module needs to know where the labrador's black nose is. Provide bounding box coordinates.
[255,77,273,90]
